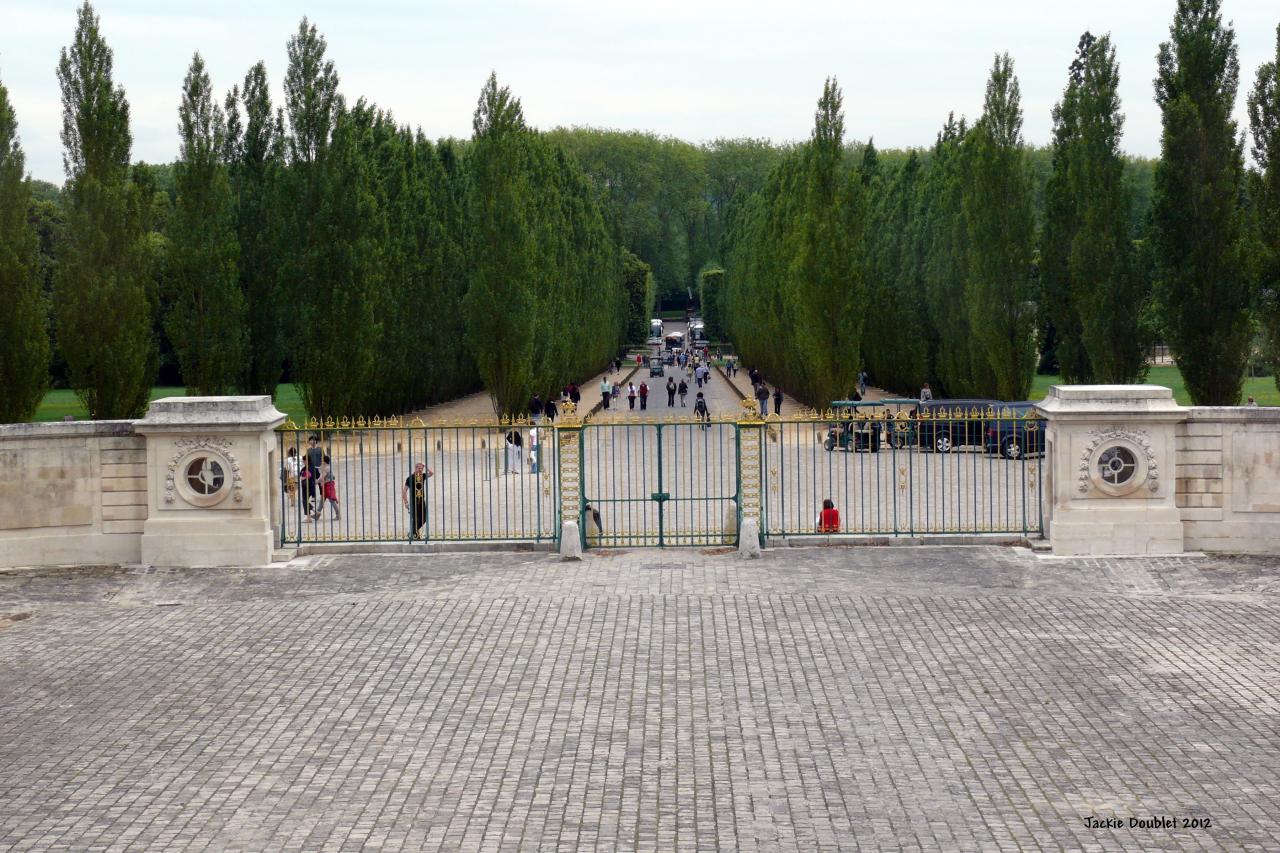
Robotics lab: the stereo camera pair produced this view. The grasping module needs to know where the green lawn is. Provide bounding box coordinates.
[1029,365,1279,406]
[34,385,308,424]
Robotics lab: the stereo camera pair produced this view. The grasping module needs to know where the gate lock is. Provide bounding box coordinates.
[650,492,670,503]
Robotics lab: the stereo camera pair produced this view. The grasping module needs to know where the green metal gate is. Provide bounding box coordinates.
[579,420,739,547]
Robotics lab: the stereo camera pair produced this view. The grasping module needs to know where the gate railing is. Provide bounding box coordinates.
[277,416,558,546]
[578,413,740,548]
[276,403,1045,549]
[759,406,1044,537]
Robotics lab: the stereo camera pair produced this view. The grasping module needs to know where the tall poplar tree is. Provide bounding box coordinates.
[0,76,50,422]
[1249,24,1280,388]
[54,1,154,418]
[1043,33,1147,384]
[1152,0,1251,404]
[167,53,244,395]
[224,61,285,397]
[280,17,344,418]
[465,73,536,415]
[964,54,1036,400]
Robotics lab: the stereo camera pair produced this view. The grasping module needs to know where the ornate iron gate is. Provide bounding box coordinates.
[579,419,739,547]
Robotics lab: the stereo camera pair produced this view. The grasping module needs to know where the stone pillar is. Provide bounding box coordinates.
[555,415,584,559]
[134,396,285,567]
[1037,385,1187,556]
[737,403,763,557]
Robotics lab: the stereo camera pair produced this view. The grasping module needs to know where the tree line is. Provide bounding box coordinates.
[0,2,639,421]
[720,0,1280,408]
[3,1,1279,419]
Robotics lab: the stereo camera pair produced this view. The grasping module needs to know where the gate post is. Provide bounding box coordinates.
[134,395,285,567]
[1037,385,1187,555]
[555,409,584,559]
[737,401,764,557]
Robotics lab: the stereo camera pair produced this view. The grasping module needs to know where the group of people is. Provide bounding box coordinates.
[748,368,784,418]
[283,436,340,522]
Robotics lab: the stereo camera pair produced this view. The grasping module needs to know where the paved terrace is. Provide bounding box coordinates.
[0,547,1277,852]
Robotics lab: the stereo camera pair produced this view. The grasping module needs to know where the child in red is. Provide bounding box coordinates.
[817,498,839,532]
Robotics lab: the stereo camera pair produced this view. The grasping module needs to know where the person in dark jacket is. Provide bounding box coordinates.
[666,377,677,407]
[772,387,783,415]
[754,383,770,418]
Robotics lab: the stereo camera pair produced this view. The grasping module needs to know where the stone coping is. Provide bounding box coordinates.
[0,420,136,440]
[1036,384,1187,420]
[1185,406,1280,422]
[134,395,285,431]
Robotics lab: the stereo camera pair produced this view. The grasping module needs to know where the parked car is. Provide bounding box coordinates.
[983,401,1045,459]
[649,357,665,377]
[914,398,998,453]
[822,401,882,453]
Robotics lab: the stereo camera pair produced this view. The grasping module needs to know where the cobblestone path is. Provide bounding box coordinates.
[1,547,1277,851]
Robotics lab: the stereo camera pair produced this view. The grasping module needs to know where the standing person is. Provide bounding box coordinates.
[600,377,611,410]
[666,377,677,407]
[283,447,301,508]
[544,396,558,423]
[773,387,784,416]
[569,383,581,407]
[678,378,688,407]
[627,382,637,410]
[317,455,340,521]
[505,428,523,474]
[528,427,539,474]
[529,393,544,424]
[402,462,434,541]
[638,381,649,411]
[305,435,323,516]
[693,391,710,429]
[755,383,770,418]
[817,498,840,532]
[919,382,933,403]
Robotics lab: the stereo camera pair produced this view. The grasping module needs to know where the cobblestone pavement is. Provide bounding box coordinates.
[1,547,1277,852]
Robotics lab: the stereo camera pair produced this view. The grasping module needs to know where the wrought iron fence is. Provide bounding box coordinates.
[758,405,1044,537]
[277,416,559,546]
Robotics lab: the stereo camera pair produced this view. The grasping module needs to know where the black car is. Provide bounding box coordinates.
[915,398,998,453]
[983,401,1046,459]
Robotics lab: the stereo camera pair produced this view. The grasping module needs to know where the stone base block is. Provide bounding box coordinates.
[738,519,761,558]
[559,521,582,560]
[0,530,141,569]
[141,520,274,567]
[1050,509,1184,556]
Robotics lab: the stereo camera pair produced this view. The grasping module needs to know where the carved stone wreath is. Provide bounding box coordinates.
[164,436,245,506]
[1076,426,1159,496]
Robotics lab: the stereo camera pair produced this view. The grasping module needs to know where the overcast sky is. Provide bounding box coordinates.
[2,0,1276,183]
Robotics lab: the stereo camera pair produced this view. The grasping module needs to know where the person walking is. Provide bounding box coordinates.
[529,393,544,424]
[638,382,649,411]
[919,382,933,403]
[402,462,434,540]
[305,434,323,516]
[858,370,868,398]
[666,377,677,407]
[569,383,581,407]
[678,379,688,407]
[600,377,611,410]
[317,455,340,521]
[505,428,523,474]
[627,383,637,410]
[755,383,770,419]
[693,391,710,429]
[283,446,301,508]
[772,386,784,416]
[544,396,558,423]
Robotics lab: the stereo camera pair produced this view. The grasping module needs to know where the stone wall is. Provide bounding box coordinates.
[1177,407,1280,553]
[0,421,146,567]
